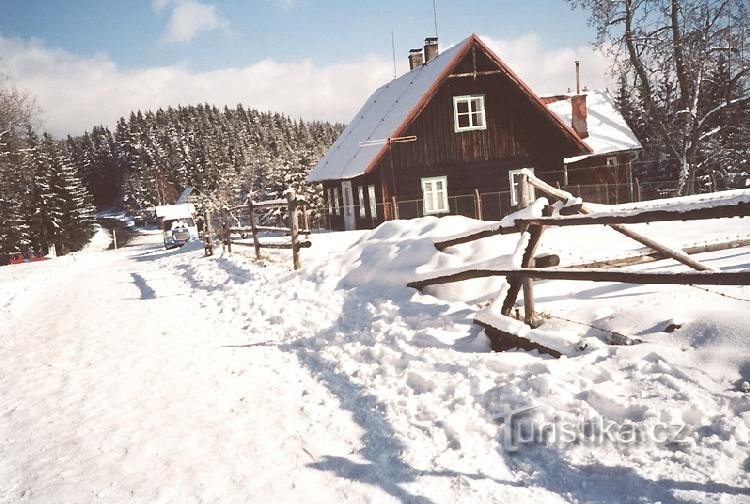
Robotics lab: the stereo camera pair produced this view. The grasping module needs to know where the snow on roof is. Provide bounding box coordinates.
[154,203,195,219]
[545,90,642,164]
[308,34,591,183]
[307,37,472,183]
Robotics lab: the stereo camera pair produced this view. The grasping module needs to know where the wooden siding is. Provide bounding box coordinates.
[322,174,386,230]
[322,41,592,230]
[372,46,574,208]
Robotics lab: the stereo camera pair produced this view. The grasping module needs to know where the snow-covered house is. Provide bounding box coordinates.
[542,90,642,196]
[307,33,593,230]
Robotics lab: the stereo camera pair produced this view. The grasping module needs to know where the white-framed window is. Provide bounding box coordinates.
[357,186,366,218]
[327,188,334,214]
[509,168,535,206]
[368,185,377,219]
[333,186,340,215]
[453,95,486,132]
[421,176,449,215]
[606,156,617,167]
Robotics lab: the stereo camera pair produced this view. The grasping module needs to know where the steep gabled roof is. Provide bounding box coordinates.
[308,34,591,183]
[544,90,642,164]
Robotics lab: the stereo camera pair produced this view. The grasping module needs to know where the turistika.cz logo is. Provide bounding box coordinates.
[493,403,690,452]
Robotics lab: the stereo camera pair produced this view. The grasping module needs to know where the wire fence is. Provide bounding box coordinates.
[306,178,717,231]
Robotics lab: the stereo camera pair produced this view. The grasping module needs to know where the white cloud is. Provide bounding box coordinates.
[478,33,613,95]
[155,0,229,44]
[0,35,393,137]
[0,33,615,138]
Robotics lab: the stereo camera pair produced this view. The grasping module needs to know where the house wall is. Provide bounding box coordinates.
[371,47,578,220]
[564,151,638,205]
[321,173,386,230]
[321,44,587,230]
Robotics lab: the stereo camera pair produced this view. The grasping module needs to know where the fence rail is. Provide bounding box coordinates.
[407,171,750,356]
[204,190,310,270]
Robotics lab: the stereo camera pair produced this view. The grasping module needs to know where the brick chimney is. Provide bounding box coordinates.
[423,37,438,63]
[571,94,588,139]
[408,48,424,70]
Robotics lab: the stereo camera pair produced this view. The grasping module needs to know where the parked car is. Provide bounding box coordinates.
[155,203,200,250]
[162,217,199,249]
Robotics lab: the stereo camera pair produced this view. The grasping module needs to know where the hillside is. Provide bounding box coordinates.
[66,104,343,215]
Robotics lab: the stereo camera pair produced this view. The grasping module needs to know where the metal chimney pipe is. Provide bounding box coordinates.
[575,60,581,94]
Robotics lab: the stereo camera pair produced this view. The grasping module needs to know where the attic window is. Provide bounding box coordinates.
[453,95,486,132]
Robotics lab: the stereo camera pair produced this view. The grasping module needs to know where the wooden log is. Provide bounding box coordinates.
[533,253,560,268]
[523,171,711,272]
[248,200,261,260]
[255,225,292,233]
[287,189,301,270]
[501,226,546,320]
[233,225,309,235]
[571,237,750,269]
[515,202,750,227]
[518,174,536,326]
[475,319,562,357]
[407,267,750,289]
[229,226,253,233]
[252,198,288,209]
[231,240,312,250]
[433,223,520,251]
[604,223,711,271]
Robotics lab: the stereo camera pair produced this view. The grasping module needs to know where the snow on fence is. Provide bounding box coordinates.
[409,171,750,357]
[204,189,311,270]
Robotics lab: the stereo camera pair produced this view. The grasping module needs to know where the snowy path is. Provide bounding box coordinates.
[0,241,380,503]
[2,217,750,503]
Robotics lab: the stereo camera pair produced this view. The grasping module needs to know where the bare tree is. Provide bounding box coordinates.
[570,0,750,194]
[0,76,40,140]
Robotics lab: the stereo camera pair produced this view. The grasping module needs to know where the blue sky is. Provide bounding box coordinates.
[0,1,611,136]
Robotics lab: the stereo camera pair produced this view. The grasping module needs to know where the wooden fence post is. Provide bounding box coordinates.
[635,177,642,202]
[247,199,261,260]
[518,174,536,326]
[300,201,310,231]
[391,196,400,220]
[287,189,301,270]
[204,211,213,256]
[222,219,232,253]
[474,189,483,220]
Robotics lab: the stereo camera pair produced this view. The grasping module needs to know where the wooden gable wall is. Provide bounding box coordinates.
[373,44,577,203]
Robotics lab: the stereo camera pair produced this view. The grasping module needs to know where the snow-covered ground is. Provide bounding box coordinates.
[1,215,749,503]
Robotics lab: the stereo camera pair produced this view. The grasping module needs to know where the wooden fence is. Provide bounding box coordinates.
[409,171,750,355]
[204,189,311,270]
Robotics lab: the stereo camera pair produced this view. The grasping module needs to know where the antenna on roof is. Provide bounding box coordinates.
[359,135,417,147]
[391,31,397,79]
[432,0,439,38]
